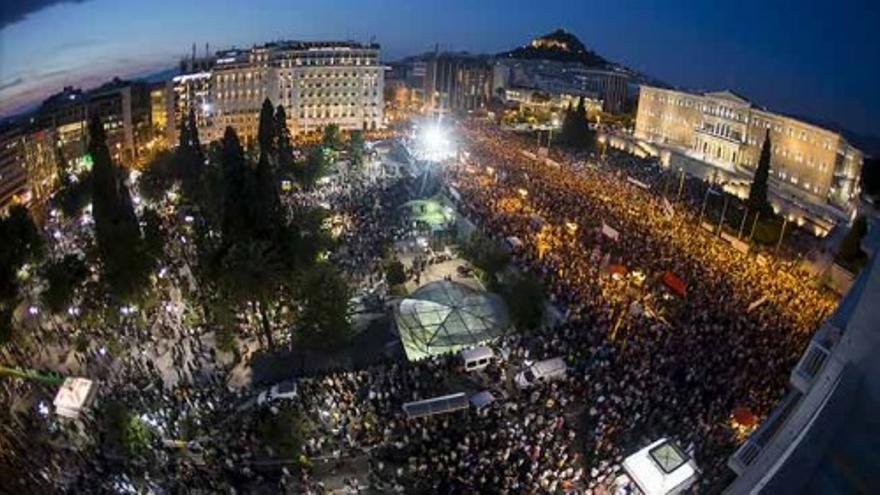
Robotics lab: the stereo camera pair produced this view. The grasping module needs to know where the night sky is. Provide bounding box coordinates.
[1,0,878,137]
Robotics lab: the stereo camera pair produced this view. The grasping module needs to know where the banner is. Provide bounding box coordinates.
[601,222,620,241]
[627,176,650,190]
[747,295,768,313]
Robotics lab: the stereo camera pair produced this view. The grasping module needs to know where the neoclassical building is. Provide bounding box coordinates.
[206,40,384,145]
[635,86,863,219]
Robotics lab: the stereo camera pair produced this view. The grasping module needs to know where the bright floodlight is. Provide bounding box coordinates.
[417,124,455,161]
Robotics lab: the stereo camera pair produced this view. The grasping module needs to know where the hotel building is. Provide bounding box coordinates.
[210,40,384,145]
[635,86,864,226]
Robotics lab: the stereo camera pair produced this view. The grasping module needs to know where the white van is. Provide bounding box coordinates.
[460,346,495,372]
[515,357,567,389]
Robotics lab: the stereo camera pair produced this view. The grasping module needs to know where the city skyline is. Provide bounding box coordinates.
[1,0,878,139]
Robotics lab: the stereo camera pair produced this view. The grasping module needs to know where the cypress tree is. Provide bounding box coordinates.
[89,116,143,300]
[748,130,772,215]
[220,127,250,241]
[275,105,293,172]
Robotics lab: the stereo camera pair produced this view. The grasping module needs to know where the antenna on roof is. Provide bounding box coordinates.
[191,43,196,64]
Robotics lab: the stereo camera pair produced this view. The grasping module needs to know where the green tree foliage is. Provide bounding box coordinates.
[459,231,510,286]
[103,401,154,458]
[55,172,92,218]
[322,123,341,150]
[89,116,148,302]
[748,130,773,215]
[298,147,328,191]
[348,130,366,169]
[42,254,88,314]
[255,406,310,459]
[835,215,869,271]
[861,157,880,202]
[275,105,294,172]
[251,100,283,238]
[557,97,595,150]
[220,127,251,242]
[384,258,407,287]
[0,206,44,300]
[0,206,44,341]
[137,150,176,204]
[501,273,545,331]
[294,262,352,349]
[219,239,285,348]
[177,108,205,201]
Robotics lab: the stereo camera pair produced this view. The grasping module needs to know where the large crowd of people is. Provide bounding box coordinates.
[0,119,842,493]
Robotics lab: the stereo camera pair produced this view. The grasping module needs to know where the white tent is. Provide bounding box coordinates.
[53,377,97,419]
[622,438,698,495]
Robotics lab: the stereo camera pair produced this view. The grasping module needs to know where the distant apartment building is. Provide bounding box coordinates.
[208,40,384,145]
[171,71,214,142]
[149,81,175,146]
[0,124,59,213]
[425,54,493,113]
[493,58,631,114]
[0,126,27,212]
[36,79,153,167]
[635,86,863,224]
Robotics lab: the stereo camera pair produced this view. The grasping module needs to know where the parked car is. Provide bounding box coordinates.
[515,357,567,389]
[257,380,298,405]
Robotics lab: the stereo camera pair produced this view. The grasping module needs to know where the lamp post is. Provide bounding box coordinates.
[737,206,750,239]
[775,217,789,254]
[717,195,730,236]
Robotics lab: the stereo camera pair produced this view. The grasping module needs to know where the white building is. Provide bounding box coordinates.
[209,40,384,145]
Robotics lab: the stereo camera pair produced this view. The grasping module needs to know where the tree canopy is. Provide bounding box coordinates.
[748,130,772,215]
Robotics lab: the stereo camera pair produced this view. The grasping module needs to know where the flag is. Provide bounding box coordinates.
[601,222,620,241]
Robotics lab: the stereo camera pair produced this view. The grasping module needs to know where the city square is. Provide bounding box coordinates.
[1,2,879,494]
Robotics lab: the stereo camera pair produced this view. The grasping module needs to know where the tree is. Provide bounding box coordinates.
[348,130,366,170]
[501,273,545,331]
[298,147,328,191]
[220,127,251,242]
[219,239,285,349]
[55,172,92,218]
[137,150,175,204]
[42,255,88,314]
[275,105,294,173]
[322,123,341,150]
[255,406,310,459]
[0,206,44,297]
[557,98,595,150]
[177,108,205,203]
[748,130,772,215]
[458,231,510,287]
[294,262,352,349]
[251,100,283,238]
[384,258,407,287]
[861,157,880,202]
[89,116,147,302]
[258,99,277,162]
[835,215,869,272]
[102,400,153,458]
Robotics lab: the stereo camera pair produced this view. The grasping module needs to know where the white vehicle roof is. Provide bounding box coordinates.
[461,345,494,362]
[622,438,698,495]
[532,357,566,374]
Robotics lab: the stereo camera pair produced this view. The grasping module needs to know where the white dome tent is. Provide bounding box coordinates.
[395,280,510,361]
